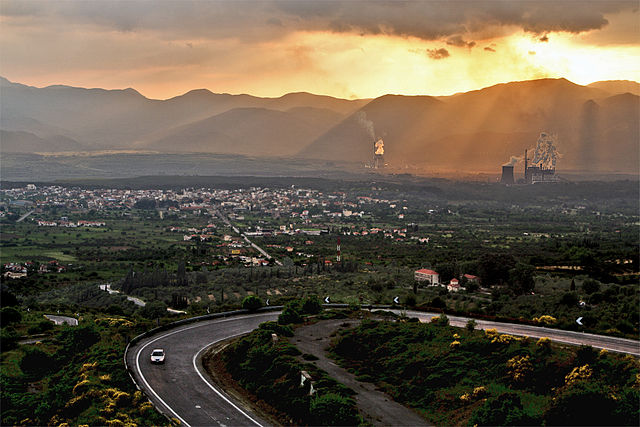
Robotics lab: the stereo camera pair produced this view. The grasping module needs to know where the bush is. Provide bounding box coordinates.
[258,321,294,337]
[242,295,262,311]
[309,393,360,426]
[465,319,477,331]
[1,307,22,325]
[470,392,538,426]
[278,306,302,325]
[404,294,417,306]
[582,279,600,294]
[430,296,446,309]
[302,296,322,315]
[27,320,54,335]
[544,382,617,426]
[19,347,56,379]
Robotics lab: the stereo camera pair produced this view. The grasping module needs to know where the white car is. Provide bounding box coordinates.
[150,348,165,364]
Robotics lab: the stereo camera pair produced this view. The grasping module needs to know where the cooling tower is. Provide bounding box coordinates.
[501,165,515,184]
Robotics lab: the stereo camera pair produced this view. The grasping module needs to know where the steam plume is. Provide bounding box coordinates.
[503,155,522,166]
[530,132,559,169]
[357,111,375,140]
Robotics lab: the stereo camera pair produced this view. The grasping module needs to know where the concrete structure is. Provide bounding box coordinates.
[414,268,439,285]
[501,165,515,184]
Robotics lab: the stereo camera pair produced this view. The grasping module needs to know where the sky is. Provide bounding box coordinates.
[1,0,639,100]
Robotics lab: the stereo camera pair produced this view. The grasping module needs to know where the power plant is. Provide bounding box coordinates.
[501,132,560,184]
[373,138,385,169]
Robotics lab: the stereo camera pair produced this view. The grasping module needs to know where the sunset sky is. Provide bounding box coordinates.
[1,0,638,100]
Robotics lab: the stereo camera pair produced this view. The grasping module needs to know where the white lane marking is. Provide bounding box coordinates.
[134,313,276,427]
[193,333,264,427]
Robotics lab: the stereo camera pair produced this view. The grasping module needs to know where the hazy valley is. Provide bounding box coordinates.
[2,76,638,179]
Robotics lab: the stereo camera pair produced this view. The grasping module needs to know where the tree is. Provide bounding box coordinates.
[582,279,600,294]
[140,300,167,319]
[508,263,535,295]
[242,295,262,311]
[0,307,22,325]
[478,254,515,287]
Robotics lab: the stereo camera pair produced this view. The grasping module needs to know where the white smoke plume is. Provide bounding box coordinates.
[503,155,522,166]
[357,111,375,140]
[530,132,559,169]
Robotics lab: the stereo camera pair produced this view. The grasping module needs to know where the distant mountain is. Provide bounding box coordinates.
[587,80,640,96]
[0,130,83,153]
[301,78,639,173]
[0,77,367,152]
[143,106,344,156]
[1,76,637,173]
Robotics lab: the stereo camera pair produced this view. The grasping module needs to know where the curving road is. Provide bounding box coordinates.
[126,309,639,427]
[126,312,279,427]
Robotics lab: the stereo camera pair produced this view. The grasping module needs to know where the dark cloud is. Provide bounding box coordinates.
[1,0,638,43]
[484,46,496,52]
[427,48,450,60]
[446,35,476,49]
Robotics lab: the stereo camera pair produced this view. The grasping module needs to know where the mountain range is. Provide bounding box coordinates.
[1,76,638,173]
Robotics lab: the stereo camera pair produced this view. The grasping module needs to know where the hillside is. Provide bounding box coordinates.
[302,78,639,173]
[1,76,638,173]
[143,107,345,156]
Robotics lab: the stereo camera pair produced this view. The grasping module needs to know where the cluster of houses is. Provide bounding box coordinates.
[37,219,106,227]
[3,261,66,279]
[414,268,479,292]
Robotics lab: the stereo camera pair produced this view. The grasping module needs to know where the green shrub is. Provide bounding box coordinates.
[278,306,302,325]
[19,347,56,379]
[27,319,54,335]
[258,321,294,337]
[1,307,22,325]
[470,392,538,426]
[302,296,322,315]
[242,295,262,311]
[309,393,360,426]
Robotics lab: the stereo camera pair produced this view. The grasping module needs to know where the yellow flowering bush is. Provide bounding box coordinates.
[95,317,134,328]
[460,386,487,403]
[450,340,461,349]
[507,355,533,382]
[72,380,91,396]
[485,328,521,344]
[453,333,460,339]
[564,365,592,386]
[533,315,557,325]
[536,337,551,347]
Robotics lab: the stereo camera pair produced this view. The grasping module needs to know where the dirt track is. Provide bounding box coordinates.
[292,318,431,426]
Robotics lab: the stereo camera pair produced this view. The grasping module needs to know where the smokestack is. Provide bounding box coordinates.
[501,165,515,184]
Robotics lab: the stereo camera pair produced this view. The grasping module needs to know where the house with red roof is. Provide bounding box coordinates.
[414,268,439,285]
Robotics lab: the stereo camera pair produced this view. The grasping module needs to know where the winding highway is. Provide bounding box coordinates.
[126,309,639,427]
[126,312,279,427]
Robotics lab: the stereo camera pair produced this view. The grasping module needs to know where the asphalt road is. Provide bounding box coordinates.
[126,309,639,427]
[126,312,279,427]
[44,314,78,326]
[401,310,640,356]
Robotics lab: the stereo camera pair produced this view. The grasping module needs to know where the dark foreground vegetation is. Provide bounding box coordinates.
[220,299,362,426]
[0,310,167,426]
[330,317,640,426]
